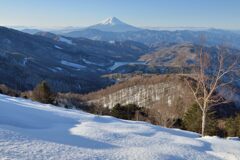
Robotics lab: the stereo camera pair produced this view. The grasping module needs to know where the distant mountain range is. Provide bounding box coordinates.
[140,43,240,67]
[65,28,240,49]
[19,17,240,50]
[21,17,141,34]
[21,29,42,35]
[0,26,150,93]
[2,17,240,95]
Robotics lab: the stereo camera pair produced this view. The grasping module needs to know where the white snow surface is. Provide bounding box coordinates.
[0,94,240,160]
[83,59,105,67]
[22,58,28,66]
[61,60,86,70]
[22,57,33,66]
[88,17,141,32]
[50,67,63,73]
[109,40,115,44]
[100,17,125,26]
[109,61,146,71]
[58,37,75,45]
[54,45,63,49]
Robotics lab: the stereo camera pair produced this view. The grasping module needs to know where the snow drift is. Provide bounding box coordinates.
[0,94,239,160]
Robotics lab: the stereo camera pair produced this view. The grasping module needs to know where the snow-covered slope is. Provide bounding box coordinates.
[88,17,141,32]
[0,94,239,160]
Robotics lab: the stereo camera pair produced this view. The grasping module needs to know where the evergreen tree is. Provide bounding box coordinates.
[183,103,218,136]
[111,103,140,120]
[225,114,240,137]
[32,81,54,104]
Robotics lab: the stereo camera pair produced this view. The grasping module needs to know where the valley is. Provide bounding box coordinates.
[1,2,240,159]
[0,26,150,93]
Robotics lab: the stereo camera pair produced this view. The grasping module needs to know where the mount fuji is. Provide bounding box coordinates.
[88,17,142,32]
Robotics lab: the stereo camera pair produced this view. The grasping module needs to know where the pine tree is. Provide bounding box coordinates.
[183,103,218,136]
[32,81,54,104]
[111,103,140,120]
[225,114,240,137]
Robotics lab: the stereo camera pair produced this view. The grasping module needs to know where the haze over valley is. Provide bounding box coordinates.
[1,0,240,159]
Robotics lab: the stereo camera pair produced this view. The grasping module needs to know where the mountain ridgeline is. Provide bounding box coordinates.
[2,17,240,97]
[0,26,150,93]
[22,17,240,49]
[65,28,240,50]
[83,75,193,108]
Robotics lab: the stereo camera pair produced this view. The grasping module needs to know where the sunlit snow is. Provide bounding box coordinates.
[0,94,239,160]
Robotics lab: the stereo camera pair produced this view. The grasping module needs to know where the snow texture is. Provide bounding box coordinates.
[22,58,28,66]
[109,40,115,44]
[100,17,125,26]
[109,61,146,71]
[88,17,141,32]
[83,59,105,67]
[54,45,63,49]
[58,37,75,45]
[0,94,240,160]
[50,67,63,73]
[61,60,86,70]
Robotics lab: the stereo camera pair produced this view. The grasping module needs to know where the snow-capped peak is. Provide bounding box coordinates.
[100,17,124,25]
[88,17,141,32]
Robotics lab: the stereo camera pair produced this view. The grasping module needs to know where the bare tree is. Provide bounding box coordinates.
[185,45,239,136]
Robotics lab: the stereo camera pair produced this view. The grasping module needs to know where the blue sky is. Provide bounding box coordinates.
[0,0,239,29]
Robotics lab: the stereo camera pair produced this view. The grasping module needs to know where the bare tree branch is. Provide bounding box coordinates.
[184,44,239,136]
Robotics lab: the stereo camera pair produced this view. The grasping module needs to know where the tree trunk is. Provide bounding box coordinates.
[201,110,206,137]
[135,110,139,121]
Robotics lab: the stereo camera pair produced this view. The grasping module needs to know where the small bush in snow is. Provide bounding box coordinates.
[32,81,54,104]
